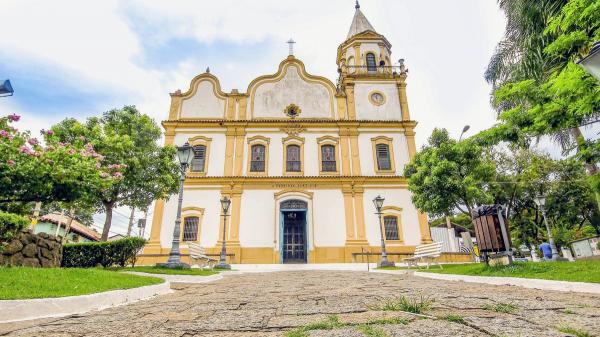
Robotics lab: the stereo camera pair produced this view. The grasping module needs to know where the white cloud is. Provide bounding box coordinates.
[1,0,510,235]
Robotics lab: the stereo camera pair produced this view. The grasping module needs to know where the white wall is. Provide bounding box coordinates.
[180,81,226,119]
[173,130,226,176]
[242,130,341,176]
[160,188,223,248]
[312,189,346,246]
[239,190,276,247]
[357,131,408,176]
[354,83,402,120]
[250,65,335,119]
[363,188,422,246]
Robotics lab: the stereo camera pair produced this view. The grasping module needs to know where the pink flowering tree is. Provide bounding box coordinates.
[50,106,179,241]
[0,114,122,207]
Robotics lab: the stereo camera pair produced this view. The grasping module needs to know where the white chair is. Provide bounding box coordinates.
[403,242,443,269]
[188,242,218,269]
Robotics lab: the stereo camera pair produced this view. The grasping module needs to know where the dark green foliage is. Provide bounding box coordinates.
[0,211,29,250]
[62,237,145,268]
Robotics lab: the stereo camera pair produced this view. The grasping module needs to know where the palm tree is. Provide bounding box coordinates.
[486,0,599,210]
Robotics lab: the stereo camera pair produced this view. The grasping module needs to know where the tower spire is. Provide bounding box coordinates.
[346,2,376,39]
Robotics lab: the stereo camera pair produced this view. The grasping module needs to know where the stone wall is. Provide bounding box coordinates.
[0,231,63,267]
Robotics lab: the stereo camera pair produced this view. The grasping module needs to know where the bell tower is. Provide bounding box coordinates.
[336,1,410,121]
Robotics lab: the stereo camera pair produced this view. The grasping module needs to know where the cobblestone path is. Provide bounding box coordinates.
[2,271,599,336]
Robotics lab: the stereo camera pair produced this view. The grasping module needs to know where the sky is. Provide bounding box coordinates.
[0,0,509,236]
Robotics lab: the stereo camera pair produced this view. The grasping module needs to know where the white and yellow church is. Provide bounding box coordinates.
[141,3,461,265]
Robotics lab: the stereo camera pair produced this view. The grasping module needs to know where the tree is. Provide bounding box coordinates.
[404,129,497,219]
[484,0,600,209]
[50,106,180,241]
[0,114,114,208]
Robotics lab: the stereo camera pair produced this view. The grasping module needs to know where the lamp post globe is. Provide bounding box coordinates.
[534,194,559,261]
[373,195,394,268]
[157,142,194,269]
[216,196,232,270]
[0,79,14,97]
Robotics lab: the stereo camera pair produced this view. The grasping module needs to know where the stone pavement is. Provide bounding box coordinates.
[1,271,599,336]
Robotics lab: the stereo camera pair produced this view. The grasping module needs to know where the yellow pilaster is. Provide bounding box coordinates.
[336,95,347,120]
[397,80,411,121]
[145,199,165,253]
[168,93,182,120]
[238,96,248,120]
[233,129,246,176]
[353,45,361,65]
[344,83,357,120]
[338,127,352,176]
[353,187,367,242]
[224,128,236,176]
[405,128,417,159]
[349,129,362,176]
[342,187,356,242]
[226,96,236,120]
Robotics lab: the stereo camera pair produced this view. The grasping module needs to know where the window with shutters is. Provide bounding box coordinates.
[286,145,301,172]
[371,136,395,174]
[182,216,199,241]
[376,144,391,170]
[190,145,206,172]
[321,145,336,172]
[366,53,377,72]
[250,144,265,172]
[383,216,400,240]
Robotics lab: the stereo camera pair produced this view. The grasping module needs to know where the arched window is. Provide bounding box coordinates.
[183,216,199,241]
[286,145,301,172]
[190,145,206,172]
[366,53,377,72]
[383,216,400,240]
[321,145,336,172]
[376,144,391,171]
[250,144,266,172]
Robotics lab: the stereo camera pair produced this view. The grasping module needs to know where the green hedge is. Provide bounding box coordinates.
[0,211,29,251]
[62,237,146,268]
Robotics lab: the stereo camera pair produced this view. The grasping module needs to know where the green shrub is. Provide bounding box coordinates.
[0,211,29,251]
[62,237,145,268]
[597,241,600,251]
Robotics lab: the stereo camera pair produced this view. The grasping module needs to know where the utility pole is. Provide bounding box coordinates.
[126,206,136,236]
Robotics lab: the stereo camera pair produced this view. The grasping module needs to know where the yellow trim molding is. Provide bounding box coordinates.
[316,136,341,175]
[282,135,305,176]
[246,56,337,120]
[181,207,205,243]
[246,135,270,176]
[371,136,396,175]
[188,135,212,176]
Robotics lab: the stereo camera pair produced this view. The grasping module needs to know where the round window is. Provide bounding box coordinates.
[370,92,385,105]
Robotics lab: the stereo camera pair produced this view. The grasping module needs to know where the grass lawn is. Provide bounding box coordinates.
[422,260,600,283]
[124,266,219,276]
[0,267,163,300]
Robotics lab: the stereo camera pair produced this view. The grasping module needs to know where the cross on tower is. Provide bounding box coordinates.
[287,38,296,56]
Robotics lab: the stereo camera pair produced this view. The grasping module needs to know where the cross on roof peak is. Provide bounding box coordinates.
[287,38,296,56]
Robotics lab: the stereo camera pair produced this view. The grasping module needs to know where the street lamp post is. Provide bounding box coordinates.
[158,142,194,269]
[216,196,232,269]
[0,79,14,97]
[533,194,560,261]
[578,41,600,80]
[373,195,395,268]
[459,125,470,141]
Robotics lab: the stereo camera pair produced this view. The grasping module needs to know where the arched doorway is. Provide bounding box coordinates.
[280,199,308,263]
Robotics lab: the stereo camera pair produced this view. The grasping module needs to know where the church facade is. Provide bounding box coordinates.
[142,4,436,264]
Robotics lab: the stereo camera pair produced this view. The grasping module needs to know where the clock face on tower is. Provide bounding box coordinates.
[370,92,385,105]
